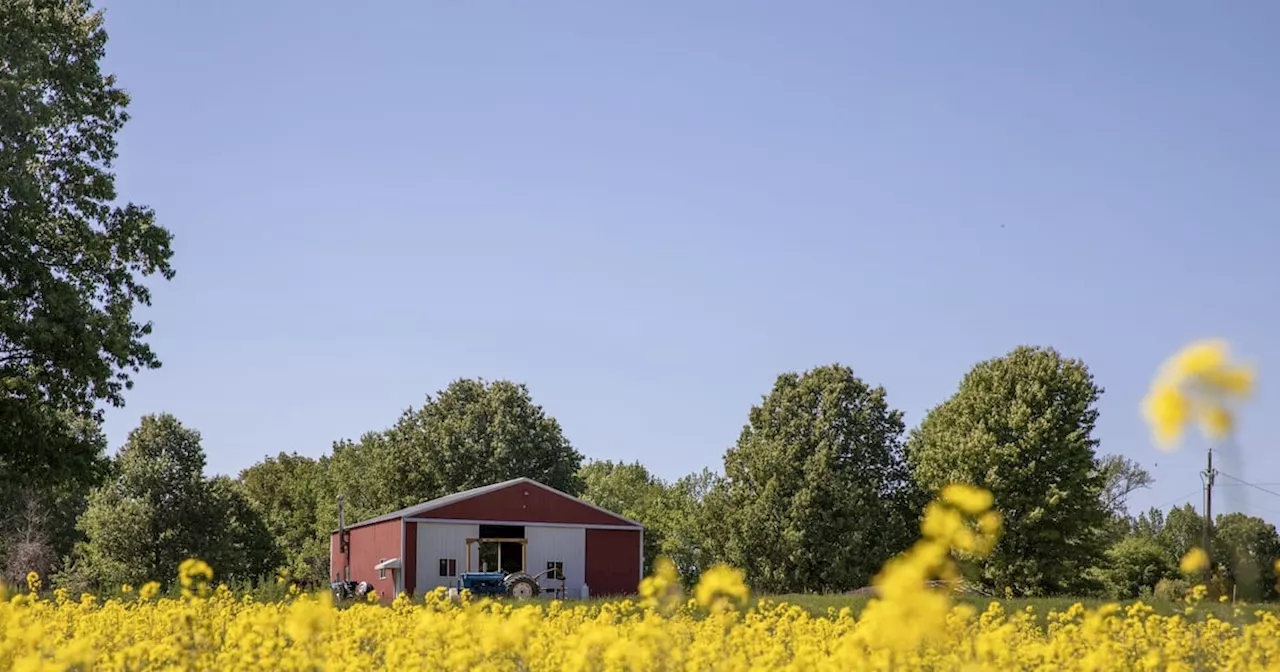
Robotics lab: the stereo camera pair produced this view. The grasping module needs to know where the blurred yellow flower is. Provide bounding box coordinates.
[138,581,161,601]
[178,558,214,598]
[1143,339,1254,450]
[1180,547,1210,575]
[639,556,683,613]
[692,564,749,612]
[942,483,994,515]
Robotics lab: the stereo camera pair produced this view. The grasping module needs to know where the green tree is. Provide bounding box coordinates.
[63,414,276,589]
[326,379,584,522]
[204,476,282,583]
[659,468,724,585]
[907,346,1108,596]
[1155,504,1204,563]
[1097,535,1174,599]
[239,452,329,585]
[316,432,399,532]
[1,0,175,490]
[719,364,916,594]
[1212,512,1280,601]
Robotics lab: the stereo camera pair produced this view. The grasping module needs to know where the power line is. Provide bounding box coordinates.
[1217,472,1280,501]
[1148,488,1204,512]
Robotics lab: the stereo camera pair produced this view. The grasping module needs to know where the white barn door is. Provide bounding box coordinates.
[525,526,585,598]
[415,522,479,594]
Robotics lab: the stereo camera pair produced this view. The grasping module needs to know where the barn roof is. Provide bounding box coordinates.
[337,477,643,532]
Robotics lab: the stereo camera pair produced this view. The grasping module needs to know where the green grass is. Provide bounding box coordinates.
[759,593,1280,626]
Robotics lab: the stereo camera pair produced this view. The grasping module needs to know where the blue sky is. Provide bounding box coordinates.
[97,1,1279,522]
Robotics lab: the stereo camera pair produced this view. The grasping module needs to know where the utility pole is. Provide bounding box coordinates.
[1202,448,1216,565]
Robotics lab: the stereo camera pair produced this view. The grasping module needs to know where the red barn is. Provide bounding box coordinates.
[330,477,643,602]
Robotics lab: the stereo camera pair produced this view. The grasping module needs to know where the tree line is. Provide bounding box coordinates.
[6,355,1280,601]
[4,0,1277,601]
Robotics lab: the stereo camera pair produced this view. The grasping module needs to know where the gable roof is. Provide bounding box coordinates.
[337,477,642,532]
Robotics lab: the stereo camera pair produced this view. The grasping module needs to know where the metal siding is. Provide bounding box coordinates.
[525,526,586,597]
[414,522,480,594]
[427,482,635,526]
[341,518,403,603]
[585,528,642,596]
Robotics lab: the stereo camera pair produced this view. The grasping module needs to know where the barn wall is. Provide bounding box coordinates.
[414,522,479,594]
[526,526,586,597]
[427,483,634,527]
[329,518,403,603]
[585,528,641,596]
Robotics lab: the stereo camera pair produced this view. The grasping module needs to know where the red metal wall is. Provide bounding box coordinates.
[585,528,641,596]
[329,518,402,603]
[427,483,635,526]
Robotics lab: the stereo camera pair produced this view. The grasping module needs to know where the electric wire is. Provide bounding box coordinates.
[1216,472,1280,501]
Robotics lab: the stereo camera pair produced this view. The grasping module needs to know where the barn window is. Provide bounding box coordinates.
[439,558,457,577]
[546,561,564,581]
[378,567,387,580]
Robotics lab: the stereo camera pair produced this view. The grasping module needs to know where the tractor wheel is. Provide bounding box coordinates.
[506,576,540,600]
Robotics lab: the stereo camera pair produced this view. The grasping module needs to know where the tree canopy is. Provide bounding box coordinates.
[1,0,175,490]
[63,414,277,590]
[328,378,585,519]
[908,346,1108,596]
[717,364,917,594]
[239,453,329,585]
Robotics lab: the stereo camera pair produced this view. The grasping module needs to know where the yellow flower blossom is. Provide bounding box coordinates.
[691,564,749,612]
[1143,339,1254,449]
[942,483,994,515]
[178,558,214,599]
[138,581,161,601]
[1180,547,1210,575]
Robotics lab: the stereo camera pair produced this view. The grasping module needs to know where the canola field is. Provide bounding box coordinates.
[1,339,1270,671]
[3,484,1279,671]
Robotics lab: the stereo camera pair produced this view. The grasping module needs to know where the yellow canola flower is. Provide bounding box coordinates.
[1,515,1278,669]
[1143,338,1254,450]
[941,483,994,515]
[1180,547,1210,575]
[691,564,749,612]
[138,581,161,601]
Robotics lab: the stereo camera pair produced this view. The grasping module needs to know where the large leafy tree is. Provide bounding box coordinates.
[1212,512,1280,601]
[1,0,175,488]
[203,476,282,583]
[64,415,276,589]
[907,346,1108,596]
[328,378,585,520]
[1153,504,1203,563]
[387,378,584,499]
[239,452,329,584]
[718,364,916,594]
[660,468,725,585]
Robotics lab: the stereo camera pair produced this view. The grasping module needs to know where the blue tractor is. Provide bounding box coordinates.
[459,570,541,599]
[459,536,545,599]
